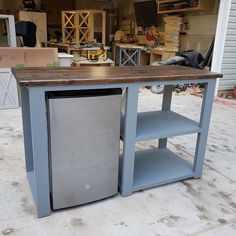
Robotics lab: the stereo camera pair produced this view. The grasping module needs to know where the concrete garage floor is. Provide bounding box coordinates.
[0,90,236,236]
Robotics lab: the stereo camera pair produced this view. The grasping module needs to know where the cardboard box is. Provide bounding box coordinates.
[0,47,58,68]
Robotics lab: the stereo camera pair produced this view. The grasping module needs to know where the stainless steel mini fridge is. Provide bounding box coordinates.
[47,89,122,210]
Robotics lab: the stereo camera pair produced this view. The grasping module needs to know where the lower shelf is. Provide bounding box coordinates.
[133,148,195,192]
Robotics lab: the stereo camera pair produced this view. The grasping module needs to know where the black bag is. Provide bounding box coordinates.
[177,50,204,69]
[15,21,37,47]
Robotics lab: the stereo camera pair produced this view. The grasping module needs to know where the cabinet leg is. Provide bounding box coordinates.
[137,50,141,66]
[119,86,139,196]
[29,88,51,218]
[193,80,216,178]
[158,85,174,149]
[20,87,34,173]
[119,48,122,67]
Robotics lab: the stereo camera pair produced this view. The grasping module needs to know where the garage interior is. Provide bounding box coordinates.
[0,0,236,236]
[0,1,220,67]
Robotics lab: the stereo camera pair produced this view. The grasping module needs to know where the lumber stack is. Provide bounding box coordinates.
[164,16,182,50]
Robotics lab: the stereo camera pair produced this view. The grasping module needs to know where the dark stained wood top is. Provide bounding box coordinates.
[12,65,223,87]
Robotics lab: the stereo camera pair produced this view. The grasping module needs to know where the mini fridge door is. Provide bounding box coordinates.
[47,89,121,210]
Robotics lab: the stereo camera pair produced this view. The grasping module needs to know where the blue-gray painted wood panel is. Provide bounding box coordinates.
[133,148,194,191]
[135,111,200,141]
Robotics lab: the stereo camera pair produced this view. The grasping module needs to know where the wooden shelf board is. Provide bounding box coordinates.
[158,0,202,13]
[158,7,201,14]
[133,148,194,191]
[135,111,200,142]
[158,0,189,2]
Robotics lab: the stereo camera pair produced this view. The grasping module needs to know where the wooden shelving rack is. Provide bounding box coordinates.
[121,108,200,192]
[62,10,106,45]
[157,0,213,14]
[131,109,199,191]
[119,76,218,197]
[62,11,77,44]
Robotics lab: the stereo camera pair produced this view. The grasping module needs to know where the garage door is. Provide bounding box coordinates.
[220,0,236,90]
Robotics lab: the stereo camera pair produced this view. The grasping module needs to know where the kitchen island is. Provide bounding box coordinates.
[13,66,222,218]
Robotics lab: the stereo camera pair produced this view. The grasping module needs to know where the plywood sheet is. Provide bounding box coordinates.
[19,11,47,44]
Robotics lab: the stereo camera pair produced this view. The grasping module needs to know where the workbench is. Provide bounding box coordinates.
[114,44,178,66]
[115,44,144,66]
[13,66,222,218]
[45,42,110,55]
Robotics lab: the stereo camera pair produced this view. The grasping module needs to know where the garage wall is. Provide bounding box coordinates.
[75,0,135,10]
[219,0,236,90]
[115,0,219,53]
[0,0,42,16]
[75,0,112,10]
[0,0,16,12]
[115,0,164,38]
[179,14,218,55]
[179,0,220,55]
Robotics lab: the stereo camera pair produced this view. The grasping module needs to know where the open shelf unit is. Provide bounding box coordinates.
[62,10,106,44]
[132,110,199,192]
[118,74,218,198]
[121,102,201,193]
[121,107,201,191]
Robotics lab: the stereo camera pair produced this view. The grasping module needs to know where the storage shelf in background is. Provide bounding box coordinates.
[157,0,213,14]
[136,111,200,141]
[133,148,194,192]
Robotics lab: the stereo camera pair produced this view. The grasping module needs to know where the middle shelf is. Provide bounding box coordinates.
[121,110,201,141]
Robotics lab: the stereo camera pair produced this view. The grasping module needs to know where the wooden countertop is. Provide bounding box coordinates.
[12,66,223,87]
